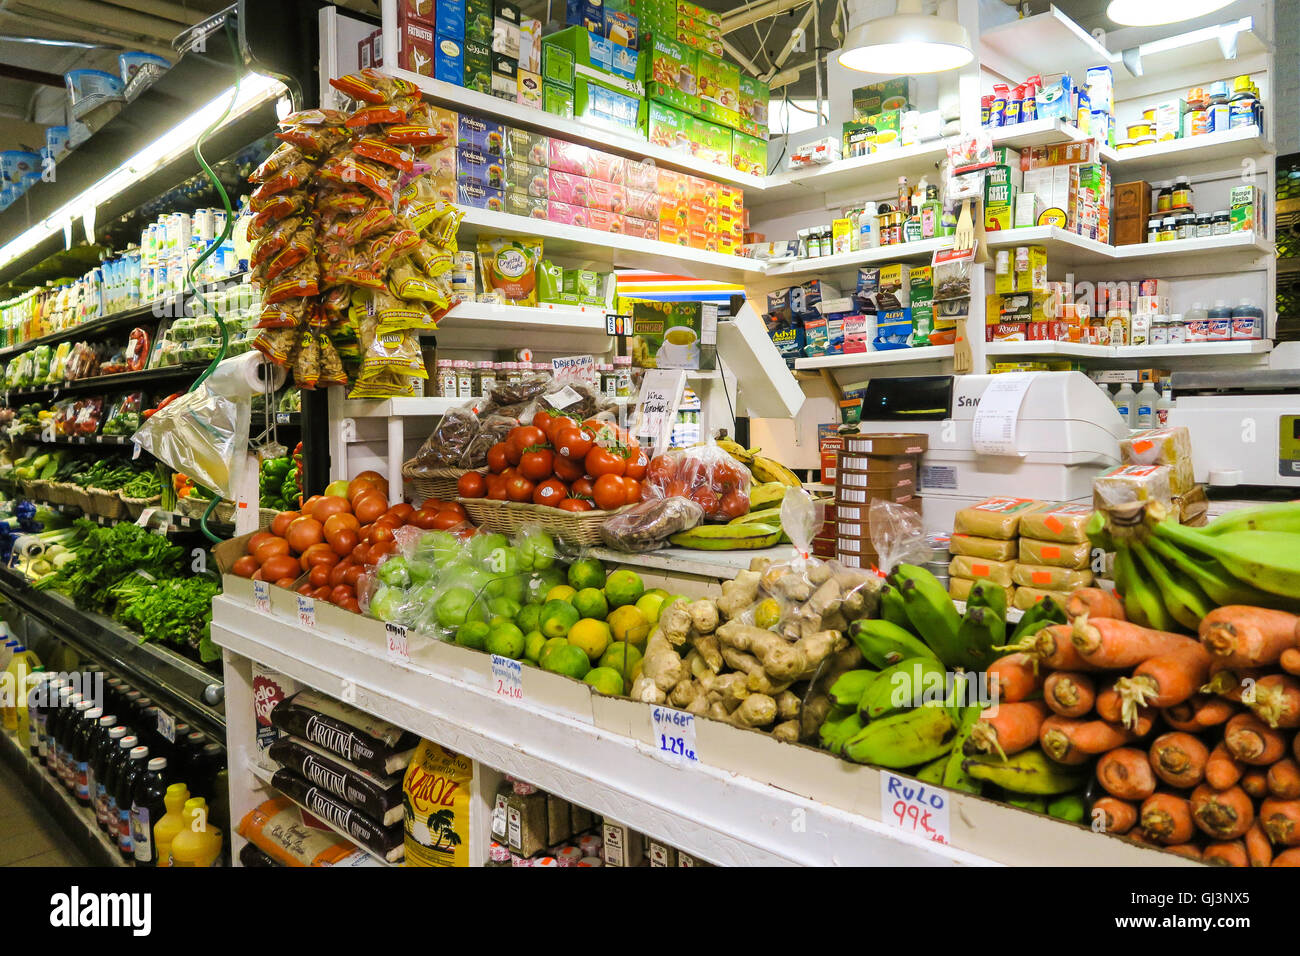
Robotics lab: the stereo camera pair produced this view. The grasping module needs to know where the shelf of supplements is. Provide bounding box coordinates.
[765,235,953,280]
[1098,126,1274,177]
[456,208,766,285]
[212,585,1185,868]
[0,273,249,361]
[794,346,954,371]
[4,362,212,401]
[0,727,128,867]
[0,564,225,739]
[378,65,766,192]
[978,5,1117,87]
[986,339,1274,360]
[983,227,1271,273]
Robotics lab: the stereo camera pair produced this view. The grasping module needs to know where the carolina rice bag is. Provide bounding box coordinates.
[237,797,383,867]
[269,689,418,776]
[1019,536,1092,570]
[947,533,1018,561]
[271,768,404,863]
[951,496,1048,539]
[947,554,1016,588]
[1011,563,1093,591]
[268,736,404,826]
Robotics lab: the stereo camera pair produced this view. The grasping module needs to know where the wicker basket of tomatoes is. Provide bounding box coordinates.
[401,463,468,504]
[453,415,648,547]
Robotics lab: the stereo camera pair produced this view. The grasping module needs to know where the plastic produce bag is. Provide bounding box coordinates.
[642,439,751,521]
[408,405,479,472]
[868,499,929,574]
[600,496,704,552]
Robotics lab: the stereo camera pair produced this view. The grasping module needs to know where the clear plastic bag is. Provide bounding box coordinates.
[868,498,929,574]
[132,385,249,498]
[409,404,479,471]
[600,496,704,552]
[642,439,751,522]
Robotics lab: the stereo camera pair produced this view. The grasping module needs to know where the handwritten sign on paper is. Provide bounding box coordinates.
[632,369,687,454]
[650,705,698,766]
[386,622,410,664]
[880,771,951,845]
[551,354,598,387]
[491,654,524,700]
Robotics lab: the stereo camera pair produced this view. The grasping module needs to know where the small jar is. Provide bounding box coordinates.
[1147,219,1160,244]
[796,228,811,257]
[505,361,524,385]
[476,360,496,397]
[1130,312,1151,347]
[1171,175,1193,210]
[1159,217,1178,241]
[1151,316,1169,345]
[1155,181,1173,213]
[1196,214,1213,238]
[1168,314,1187,343]
[1212,210,1230,235]
[600,363,616,397]
[614,355,633,397]
[1176,212,1197,240]
[436,359,456,397]
[456,360,474,398]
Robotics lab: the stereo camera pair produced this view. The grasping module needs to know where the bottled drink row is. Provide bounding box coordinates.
[26,671,226,866]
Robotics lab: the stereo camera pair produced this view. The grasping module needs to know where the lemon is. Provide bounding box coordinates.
[567,618,612,662]
[607,604,651,648]
[485,621,525,660]
[598,641,642,675]
[545,584,577,603]
[583,667,625,697]
[523,630,547,663]
[573,587,609,620]
[539,599,579,638]
[754,597,781,630]
[567,557,606,591]
[603,569,645,608]
[634,592,666,624]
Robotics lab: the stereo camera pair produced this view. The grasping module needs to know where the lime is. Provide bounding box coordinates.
[598,641,642,675]
[523,630,547,663]
[583,667,625,697]
[567,557,606,591]
[539,637,570,667]
[607,604,651,648]
[488,596,522,620]
[604,569,645,608]
[526,567,566,602]
[539,599,580,638]
[484,573,526,604]
[567,618,612,663]
[645,587,670,600]
[573,587,609,620]
[545,584,577,604]
[435,586,483,628]
[634,592,666,625]
[485,621,526,659]
[515,603,542,635]
[541,643,591,680]
[454,620,490,650]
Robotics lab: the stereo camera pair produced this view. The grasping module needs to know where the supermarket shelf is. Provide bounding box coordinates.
[758,140,949,207]
[1116,16,1269,92]
[766,235,952,279]
[4,362,211,401]
[979,5,1116,86]
[340,396,459,418]
[0,565,225,739]
[986,340,1110,359]
[247,761,395,867]
[456,208,766,284]
[586,544,794,580]
[794,346,953,371]
[23,433,136,448]
[989,118,1092,151]
[987,339,1274,361]
[1101,127,1273,176]
[28,499,232,537]
[984,227,1271,272]
[0,728,127,868]
[429,302,612,352]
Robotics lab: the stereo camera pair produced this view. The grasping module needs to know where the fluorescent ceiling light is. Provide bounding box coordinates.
[0,71,284,275]
[1106,0,1234,27]
[838,1,973,75]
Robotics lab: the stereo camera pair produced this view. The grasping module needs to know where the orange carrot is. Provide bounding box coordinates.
[1092,796,1138,835]
[1246,821,1273,867]
[1203,841,1249,867]
[1072,617,1200,669]
[1164,843,1203,861]
[1259,798,1300,846]
[1115,644,1212,728]
[1067,588,1126,622]
[1242,768,1269,800]
[1162,695,1234,732]
[1034,624,1104,671]
[1192,696,1238,728]
[1149,732,1209,789]
[1205,742,1246,790]
[1281,647,1300,676]
[1272,848,1300,866]
[1267,758,1300,800]
[1097,747,1158,801]
[963,700,1048,760]
[1203,664,1266,702]
[1140,793,1194,845]
[1096,681,1124,723]
[986,653,1042,704]
[1191,784,1255,840]
[1040,715,1130,764]
[1224,712,1288,765]
[1043,671,1096,718]
[1248,674,1300,729]
[1199,605,1300,668]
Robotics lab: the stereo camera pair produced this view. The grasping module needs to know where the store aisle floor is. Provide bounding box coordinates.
[0,758,87,867]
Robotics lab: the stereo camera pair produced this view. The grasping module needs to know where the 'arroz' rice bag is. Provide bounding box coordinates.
[1011,563,1093,591]
[403,740,473,867]
[952,496,1048,539]
[1018,537,1092,569]
[1093,464,1172,510]
[1013,585,1073,613]
[1018,502,1093,543]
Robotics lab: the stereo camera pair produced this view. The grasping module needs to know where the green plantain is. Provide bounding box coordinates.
[879,584,912,631]
[841,707,957,769]
[1151,520,1300,600]
[828,668,878,709]
[1130,537,1210,631]
[1144,534,1294,610]
[962,748,1090,795]
[848,618,940,669]
[857,656,951,720]
[889,564,964,667]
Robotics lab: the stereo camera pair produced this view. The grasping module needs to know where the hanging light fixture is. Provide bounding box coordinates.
[1106,0,1234,27]
[837,0,973,75]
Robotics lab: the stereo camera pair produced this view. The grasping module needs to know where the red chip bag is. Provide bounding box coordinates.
[279,108,347,127]
[385,124,446,146]
[352,136,416,172]
[275,123,348,154]
[249,143,301,184]
[329,69,416,105]
[250,161,313,202]
[316,189,371,217]
[265,257,321,304]
[264,222,315,281]
[256,300,309,330]
[319,156,396,204]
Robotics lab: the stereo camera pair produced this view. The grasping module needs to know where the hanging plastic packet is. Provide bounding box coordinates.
[389,259,450,306]
[264,256,320,303]
[250,193,305,232]
[249,215,302,269]
[249,143,302,184]
[352,135,416,172]
[868,498,929,575]
[329,68,417,105]
[329,203,396,246]
[369,287,435,335]
[263,221,315,281]
[249,161,312,201]
[316,189,371,218]
[255,299,308,330]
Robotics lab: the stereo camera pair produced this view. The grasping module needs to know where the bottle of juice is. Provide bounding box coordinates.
[60,699,91,791]
[34,677,63,762]
[73,706,103,805]
[152,783,190,868]
[131,756,170,866]
[15,665,44,753]
[115,745,149,860]
[102,734,138,837]
[169,797,223,867]
[85,713,117,819]
[94,727,127,832]
[2,644,41,728]
[47,686,74,776]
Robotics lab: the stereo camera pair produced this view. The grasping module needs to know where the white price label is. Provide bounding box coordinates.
[297,594,316,629]
[880,771,951,846]
[253,579,271,613]
[135,507,158,528]
[131,441,142,460]
[386,622,410,663]
[156,710,176,744]
[650,706,698,765]
[491,654,523,700]
[275,412,291,424]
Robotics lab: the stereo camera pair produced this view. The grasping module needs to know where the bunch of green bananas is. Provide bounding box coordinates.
[1089,501,1300,634]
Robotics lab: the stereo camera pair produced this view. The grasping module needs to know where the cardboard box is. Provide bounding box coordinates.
[504,127,548,165]
[519,16,543,71]
[457,145,504,189]
[505,190,548,219]
[641,33,698,113]
[624,298,718,370]
[574,75,644,134]
[458,182,504,210]
[542,42,575,88]
[517,69,542,108]
[466,0,493,42]
[398,19,438,76]
[543,82,574,118]
[646,100,691,152]
[547,199,588,227]
[505,158,547,196]
[463,37,491,92]
[852,78,914,120]
[689,115,731,167]
[738,74,769,128]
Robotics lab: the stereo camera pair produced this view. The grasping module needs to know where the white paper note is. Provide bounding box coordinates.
[971,372,1040,457]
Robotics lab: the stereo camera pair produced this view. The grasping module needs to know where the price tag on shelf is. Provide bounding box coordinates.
[135,507,158,529]
[490,655,523,701]
[385,622,410,664]
[275,412,291,424]
[253,579,270,613]
[297,594,316,629]
[650,706,698,766]
[156,709,176,744]
[880,771,950,846]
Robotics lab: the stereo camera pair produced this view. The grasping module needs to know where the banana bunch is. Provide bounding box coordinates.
[715,439,802,489]
[1090,501,1300,633]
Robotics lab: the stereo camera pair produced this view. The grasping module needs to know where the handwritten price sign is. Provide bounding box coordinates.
[880,771,950,845]
[297,594,316,629]
[491,655,523,700]
[253,579,270,613]
[386,622,410,664]
[650,706,698,766]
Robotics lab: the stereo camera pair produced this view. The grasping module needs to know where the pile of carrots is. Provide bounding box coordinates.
[984,589,1300,866]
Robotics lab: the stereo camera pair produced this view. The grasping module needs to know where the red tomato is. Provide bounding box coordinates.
[251,568,265,582]
[585,446,626,478]
[486,442,510,473]
[339,597,362,614]
[247,531,274,555]
[328,561,350,587]
[689,485,719,515]
[554,426,593,460]
[431,511,464,530]
[486,476,510,501]
[297,583,313,595]
[343,565,365,587]
[253,537,290,565]
[532,410,554,433]
[301,542,340,571]
[622,476,643,504]
[518,447,554,481]
[374,513,404,530]
[645,455,675,485]
[508,425,546,458]
[532,478,568,507]
[311,586,332,602]
[547,415,578,442]
[571,476,595,499]
[558,497,593,513]
[552,453,585,482]
[440,502,467,518]
[351,543,371,565]
[323,513,360,539]
[270,510,299,537]
[624,446,649,480]
[718,491,748,519]
[352,494,387,525]
[408,508,440,529]
[457,471,486,498]
[505,475,535,502]
[592,474,626,511]
[232,555,258,578]
[330,585,353,606]
[285,517,324,554]
[386,503,414,523]
[309,565,331,588]
[310,496,351,523]
[262,555,301,583]
[330,529,358,557]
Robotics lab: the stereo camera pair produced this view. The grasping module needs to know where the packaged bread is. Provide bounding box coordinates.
[1118,425,1194,493]
[1019,502,1093,543]
[948,554,1016,587]
[1012,563,1093,591]
[952,496,1048,539]
[1092,464,1172,510]
[1013,585,1074,613]
[948,533,1017,561]
[948,576,1014,606]
[1019,536,1091,569]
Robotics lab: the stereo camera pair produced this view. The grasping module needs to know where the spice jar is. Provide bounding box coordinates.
[614,355,633,397]
[456,360,474,399]
[476,360,496,397]
[436,359,457,397]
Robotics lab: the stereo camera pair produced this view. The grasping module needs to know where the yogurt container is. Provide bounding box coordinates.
[0,150,40,185]
[64,69,125,121]
[118,52,170,85]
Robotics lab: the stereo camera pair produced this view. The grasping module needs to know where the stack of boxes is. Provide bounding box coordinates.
[657,168,744,252]
[988,142,1110,242]
[831,433,927,570]
[541,25,642,131]
[398,0,537,95]
[1012,504,1096,611]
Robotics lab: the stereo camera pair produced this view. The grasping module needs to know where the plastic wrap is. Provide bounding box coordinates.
[1120,426,1195,494]
[1018,502,1093,543]
[1013,585,1073,613]
[867,498,928,574]
[952,496,1048,539]
[947,554,1016,588]
[642,440,750,521]
[600,497,704,552]
[1018,536,1091,570]
[1093,464,1172,510]
[947,533,1017,561]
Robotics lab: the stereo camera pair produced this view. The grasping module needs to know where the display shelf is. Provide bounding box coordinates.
[340,396,459,419]
[989,118,1093,151]
[985,340,1110,359]
[457,208,765,284]
[984,227,1270,272]
[794,346,953,371]
[28,499,231,537]
[4,363,211,401]
[757,140,950,207]
[1100,127,1273,176]
[979,4,1116,86]
[0,565,225,739]
[429,302,613,352]
[0,728,127,868]
[987,339,1274,361]
[766,236,952,279]
[23,434,136,448]
[1117,16,1269,92]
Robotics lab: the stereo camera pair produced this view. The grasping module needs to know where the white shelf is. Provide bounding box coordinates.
[382,66,766,191]
[1117,16,1269,94]
[586,544,795,580]
[435,302,609,335]
[989,118,1092,151]
[341,396,460,418]
[986,340,1110,359]
[795,346,953,370]
[988,339,1273,360]
[1101,127,1273,176]
[247,762,395,867]
[458,208,765,285]
[985,227,1271,273]
[979,4,1116,85]
[758,140,949,207]
[766,235,952,279]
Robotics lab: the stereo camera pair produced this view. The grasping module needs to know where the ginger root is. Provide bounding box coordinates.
[630,676,666,704]
[717,621,808,683]
[711,672,749,710]
[642,634,686,691]
[687,599,720,635]
[692,632,723,674]
[771,719,800,742]
[659,600,694,646]
[718,570,762,620]
[668,677,706,711]
[775,689,801,721]
[730,693,777,728]
[707,700,731,722]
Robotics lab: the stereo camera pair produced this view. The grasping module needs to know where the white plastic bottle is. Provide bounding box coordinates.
[1135,381,1160,429]
[859,201,879,248]
[1155,378,1173,426]
[1113,382,1138,426]
[1184,302,1209,343]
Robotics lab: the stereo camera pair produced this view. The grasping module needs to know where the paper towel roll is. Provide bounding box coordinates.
[204,351,286,399]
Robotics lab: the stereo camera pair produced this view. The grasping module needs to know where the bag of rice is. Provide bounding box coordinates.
[270,689,418,776]
[1011,563,1093,591]
[947,576,1014,606]
[948,554,1016,587]
[403,740,473,867]
[948,533,1018,561]
[237,797,383,867]
[1019,536,1092,570]
[952,496,1048,539]
[1018,502,1093,543]
[1013,585,1073,613]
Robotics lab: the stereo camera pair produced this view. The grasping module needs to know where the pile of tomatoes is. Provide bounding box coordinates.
[228,469,474,613]
[643,448,751,520]
[455,411,650,513]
